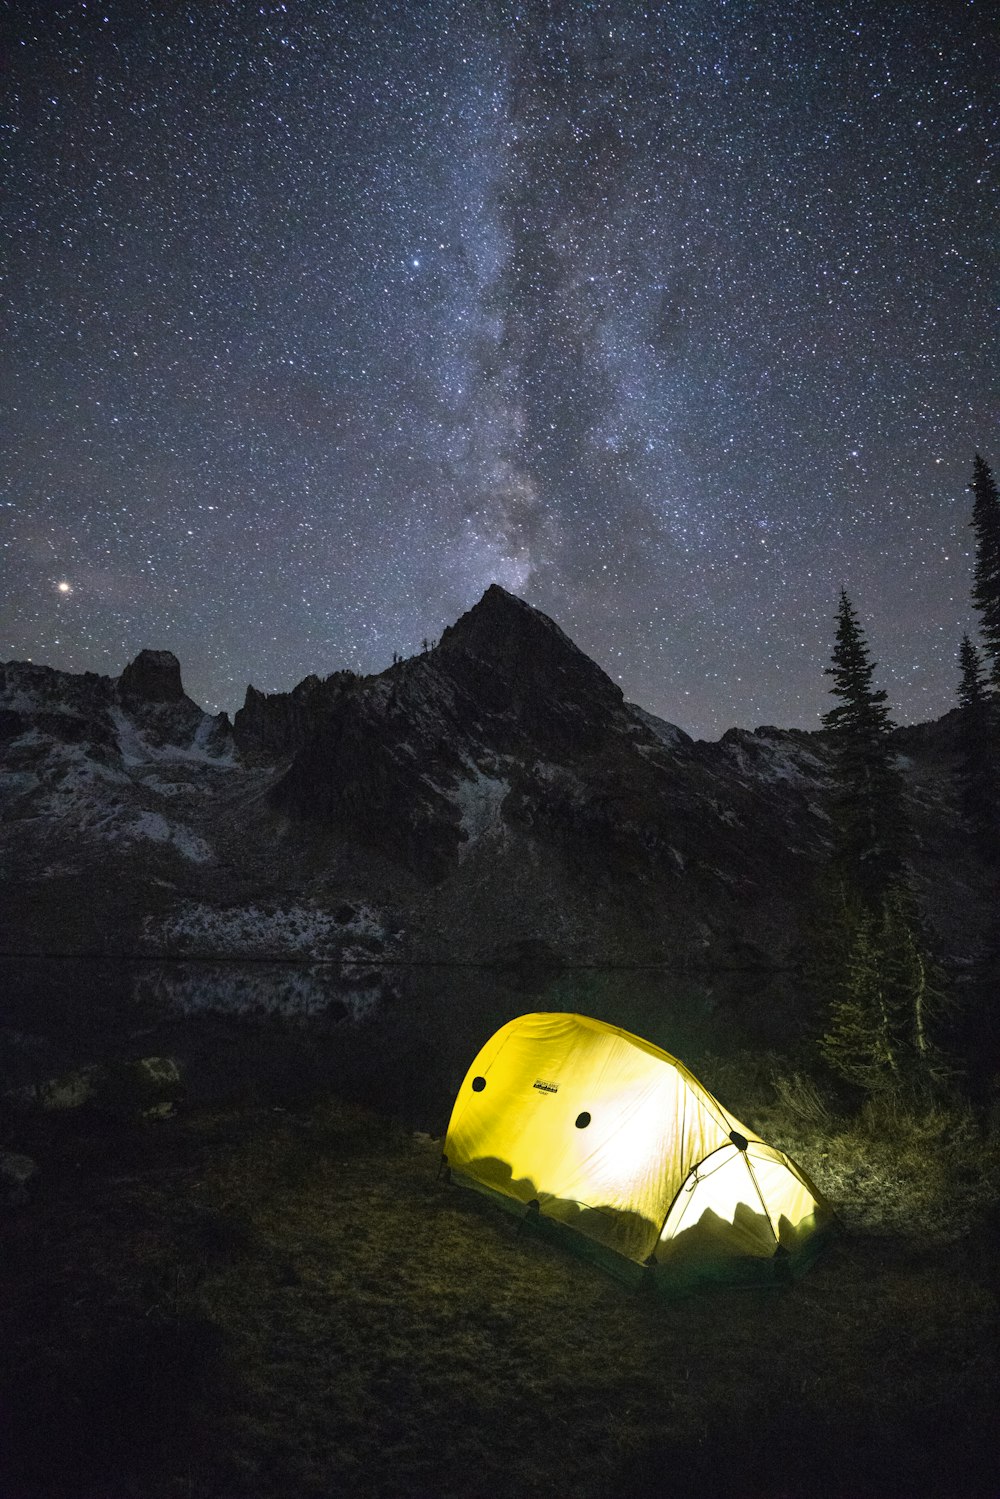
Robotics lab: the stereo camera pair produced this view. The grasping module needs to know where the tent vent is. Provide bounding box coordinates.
[575,1112,592,1129]
[472,1076,486,1092]
[729,1130,749,1151]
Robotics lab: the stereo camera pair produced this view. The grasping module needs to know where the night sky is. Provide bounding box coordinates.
[2,2,995,739]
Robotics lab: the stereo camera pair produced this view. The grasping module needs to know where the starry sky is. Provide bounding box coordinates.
[2,1,996,739]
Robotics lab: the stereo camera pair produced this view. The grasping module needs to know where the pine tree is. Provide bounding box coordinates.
[813,593,948,1095]
[799,867,863,1024]
[969,455,1000,688]
[821,884,949,1095]
[821,590,907,898]
[958,632,988,712]
[956,633,999,856]
[821,904,895,1091]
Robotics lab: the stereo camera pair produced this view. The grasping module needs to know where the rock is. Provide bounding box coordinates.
[233,674,356,756]
[92,1056,184,1120]
[0,661,118,758]
[436,584,628,755]
[202,710,234,757]
[269,665,466,880]
[117,649,186,704]
[116,651,234,756]
[0,1150,38,1206]
[8,1057,184,1120]
[34,1066,98,1111]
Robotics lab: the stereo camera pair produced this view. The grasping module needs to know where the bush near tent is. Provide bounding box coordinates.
[443,1013,832,1291]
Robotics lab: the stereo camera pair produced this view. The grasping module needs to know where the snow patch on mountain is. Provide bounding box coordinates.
[37,746,131,815]
[629,704,688,750]
[0,729,214,860]
[142,900,391,960]
[710,801,742,827]
[123,811,213,863]
[109,706,235,767]
[454,763,509,849]
[138,774,210,799]
[2,689,78,717]
[721,729,830,785]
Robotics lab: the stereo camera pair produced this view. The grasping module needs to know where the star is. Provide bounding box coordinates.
[0,2,993,739]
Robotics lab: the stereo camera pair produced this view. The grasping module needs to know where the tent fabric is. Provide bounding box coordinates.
[444,1013,830,1283]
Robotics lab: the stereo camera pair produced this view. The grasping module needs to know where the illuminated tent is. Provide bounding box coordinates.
[443,1013,831,1288]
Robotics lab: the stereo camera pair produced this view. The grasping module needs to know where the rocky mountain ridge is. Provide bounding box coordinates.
[0,588,990,968]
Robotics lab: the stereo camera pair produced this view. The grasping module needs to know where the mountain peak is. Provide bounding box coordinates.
[439,584,586,661]
[434,584,625,740]
[117,650,185,704]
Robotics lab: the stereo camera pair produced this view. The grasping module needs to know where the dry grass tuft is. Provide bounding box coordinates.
[771,1070,835,1128]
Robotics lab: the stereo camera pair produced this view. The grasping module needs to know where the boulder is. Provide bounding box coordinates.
[34,1066,98,1111]
[6,1057,183,1120]
[0,1150,38,1206]
[93,1056,184,1120]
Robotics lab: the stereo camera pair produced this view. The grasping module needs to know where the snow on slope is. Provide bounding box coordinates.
[9,739,217,862]
[0,674,234,864]
[109,706,235,767]
[142,900,393,960]
[628,704,689,750]
[721,728,830,785]
[453,762,510,850]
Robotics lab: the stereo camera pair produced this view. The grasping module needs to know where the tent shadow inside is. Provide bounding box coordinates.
[654,1201,833,1291]
[453,1155,657,1284]
[451,1158,831,1293]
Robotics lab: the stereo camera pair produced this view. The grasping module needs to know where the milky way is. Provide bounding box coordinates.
[2,1,995,737]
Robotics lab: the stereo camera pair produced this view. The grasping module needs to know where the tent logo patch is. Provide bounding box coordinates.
[533,1079,559,1094]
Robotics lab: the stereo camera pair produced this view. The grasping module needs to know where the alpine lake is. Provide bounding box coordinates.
[1,956,797,1133]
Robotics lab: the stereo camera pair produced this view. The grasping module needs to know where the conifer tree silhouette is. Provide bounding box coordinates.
[969,455,1000,689]
[816,593,946,1093]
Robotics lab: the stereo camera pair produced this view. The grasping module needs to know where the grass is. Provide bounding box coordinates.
[2,1063,1000,1499]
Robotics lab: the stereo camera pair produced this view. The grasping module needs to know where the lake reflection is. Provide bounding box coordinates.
[0,958,794,1132]
[133,963,388,1020]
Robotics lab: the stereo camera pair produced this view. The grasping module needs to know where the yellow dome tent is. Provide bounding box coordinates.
[443,1013,831,1288]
